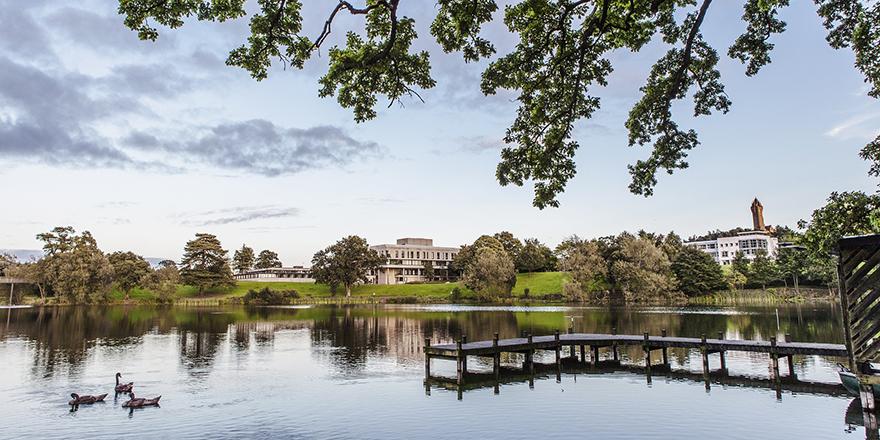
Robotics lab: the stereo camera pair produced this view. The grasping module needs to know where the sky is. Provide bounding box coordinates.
[0,0,878,265]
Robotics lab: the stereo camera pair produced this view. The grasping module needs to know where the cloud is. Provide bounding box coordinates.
[124,120,382,176]
[825,112,880,139]
[44,7,178,53]
[178,205,301,226]
[0,7,54,60]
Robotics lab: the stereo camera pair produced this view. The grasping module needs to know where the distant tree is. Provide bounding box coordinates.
[452,235,509,273]
[14,260,50,301]
[462,246,517,300]
[609,234,679,303]
[557,236,607,301]
[517,238,555,272]
[661,232,684,261]
[671,246,726,296]
[311,236,383,297]
[776,247,806,292]
[108,251,152,301]
[143,262,180,304]
[232,245,255,273]
[158,259,178,269]
[422,260,435,281]
[0,253,16,279]
[724,270,747,291]
[179,233,235,296]
[749,250,781,290]
[255,249,282,269]
[493,231,523,262]
[50,231,113,303]
[731,252,751,280]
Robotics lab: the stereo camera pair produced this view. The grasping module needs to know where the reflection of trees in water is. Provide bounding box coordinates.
[1,304,845,381]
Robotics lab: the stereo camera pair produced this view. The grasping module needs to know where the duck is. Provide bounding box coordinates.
[122,392,161,408]
[69,393,108,405]
[115,372,133,393]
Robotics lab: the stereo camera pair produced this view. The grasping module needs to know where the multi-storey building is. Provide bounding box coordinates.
[368,238,460,284]
[233,266,314,282]
[684,198,779,265]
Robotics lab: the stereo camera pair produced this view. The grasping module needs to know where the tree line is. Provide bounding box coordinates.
[0,228,288,304]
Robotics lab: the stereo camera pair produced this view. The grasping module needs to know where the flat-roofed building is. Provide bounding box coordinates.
[234,266,314,282]
[368,238,460,284]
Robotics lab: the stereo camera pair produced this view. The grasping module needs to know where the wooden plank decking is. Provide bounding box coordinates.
[426,333,848,358]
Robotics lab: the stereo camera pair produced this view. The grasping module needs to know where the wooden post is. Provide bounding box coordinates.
[461,335,467,374]
[661,329,669,365]
[837,259,857,371]
[717,331,727,372]
[456,338,464,385]
[493,332,500,381]
[643,332,651,372]
[580,345,586,365]
[568,326,575,358]
[591,345,599,367]
[783,333,794,377]
[8,282,13,306]
[555,330,562,382]
[701,334,709,374]
[611,327,619,361]
[527,334,534,376]
[770,336,780,382]
[424,337,431,379]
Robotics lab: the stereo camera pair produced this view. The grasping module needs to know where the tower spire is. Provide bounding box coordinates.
[751,198,765,231]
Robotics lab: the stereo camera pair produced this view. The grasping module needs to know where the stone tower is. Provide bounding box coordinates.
[751,198,765,231]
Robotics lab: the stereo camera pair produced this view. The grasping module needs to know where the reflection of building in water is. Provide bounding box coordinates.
[684,198,779,265]
[233,266,314,282]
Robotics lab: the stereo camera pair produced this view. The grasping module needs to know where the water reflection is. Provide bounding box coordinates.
[0,304,866,439]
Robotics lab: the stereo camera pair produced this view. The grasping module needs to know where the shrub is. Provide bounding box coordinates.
[450,287,462,302]
[242,287,300,305]
[523,287,530,298]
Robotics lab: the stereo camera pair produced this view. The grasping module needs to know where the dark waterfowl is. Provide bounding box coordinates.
[68,393,108,405]
[115,372,133,393]
[122,392,161,408]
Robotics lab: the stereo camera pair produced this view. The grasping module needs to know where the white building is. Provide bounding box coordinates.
[368,238,460,284]
[684,198,779,265]
[234,266,315,282]
[686,231,779,265]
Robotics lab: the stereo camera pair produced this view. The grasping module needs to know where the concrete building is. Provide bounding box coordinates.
[368,238,460,284]
[234,266,315,282]
[684,198,779,265]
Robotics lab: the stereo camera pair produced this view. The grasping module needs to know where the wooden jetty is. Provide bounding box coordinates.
[424,330,848,387]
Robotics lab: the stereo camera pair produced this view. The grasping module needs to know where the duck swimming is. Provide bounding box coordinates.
[122,392,161,408]
[115,372,133,393]
[69,393,108,405]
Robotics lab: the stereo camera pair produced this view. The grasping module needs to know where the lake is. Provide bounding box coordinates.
[0,303,871,439]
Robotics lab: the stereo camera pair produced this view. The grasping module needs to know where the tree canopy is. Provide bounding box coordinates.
[233,245,255,273]
[108,251,152,300]
[255,249,283,269]
[311,235,383,297]
[179,233,235,295]
[119,0,880,208]
[670,245,725,296]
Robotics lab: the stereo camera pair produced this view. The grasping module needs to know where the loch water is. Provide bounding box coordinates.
[0,303,871,439]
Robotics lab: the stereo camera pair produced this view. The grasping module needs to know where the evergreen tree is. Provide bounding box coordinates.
[232,245,255,273]
[179,233,235,296]
[671,246,726,296]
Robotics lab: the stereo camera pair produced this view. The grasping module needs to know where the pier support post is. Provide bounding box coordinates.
[717,331,727,373]
[580,345,586,365]
[591,345,599,367]
[661,329,669,365]
[555,330,561,382]
[643,332,652,371]
[701,334,710,390]
[493,333,500,381]
[456,339,464,386]
[527,334,535,376]
[568,326,575,358]
[424,337,431,379]
[861,384,877,411]
[461,335,467,374]
[612,327,619,361]
[770,336,780,382]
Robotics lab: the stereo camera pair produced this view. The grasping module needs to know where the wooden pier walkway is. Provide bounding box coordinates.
[424,330,848,387]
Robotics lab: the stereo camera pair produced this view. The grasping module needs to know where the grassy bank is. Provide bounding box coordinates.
[16,272,837,306]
